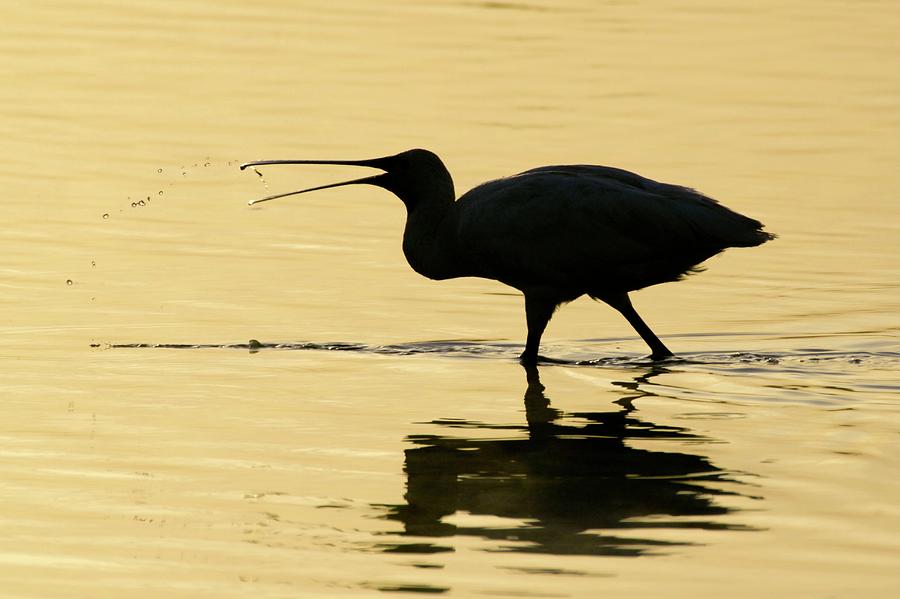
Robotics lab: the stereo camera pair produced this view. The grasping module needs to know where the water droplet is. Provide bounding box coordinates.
[158,190,164,195]
[204,162,210,167]
[157,168,163,173]
[102,213,109,219]
[66,279,73,285]
[131,202,137,207]
[138,200,145,206]
[182,172,187,177]
[91,260,96,267]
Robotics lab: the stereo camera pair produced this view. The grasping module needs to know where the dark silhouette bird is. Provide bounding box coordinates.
[240,149,774,364]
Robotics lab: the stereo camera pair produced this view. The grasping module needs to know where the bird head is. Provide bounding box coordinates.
[240,148,454,210]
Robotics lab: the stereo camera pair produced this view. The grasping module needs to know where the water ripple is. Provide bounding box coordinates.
[104,339,899,370]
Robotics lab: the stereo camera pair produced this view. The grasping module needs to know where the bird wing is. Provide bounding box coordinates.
[453,165,770,294]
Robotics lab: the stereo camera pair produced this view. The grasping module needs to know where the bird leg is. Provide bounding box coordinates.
[601,293,674,360]
[520,295,557,365]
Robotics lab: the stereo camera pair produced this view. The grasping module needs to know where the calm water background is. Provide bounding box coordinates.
[2,0,899,596]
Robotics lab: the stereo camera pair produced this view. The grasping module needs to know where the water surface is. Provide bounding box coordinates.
[2,0,898,597]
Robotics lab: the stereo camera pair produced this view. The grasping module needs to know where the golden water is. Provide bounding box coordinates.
[2,0,898,596]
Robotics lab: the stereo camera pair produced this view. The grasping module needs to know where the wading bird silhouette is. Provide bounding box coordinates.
[241,149,774,364]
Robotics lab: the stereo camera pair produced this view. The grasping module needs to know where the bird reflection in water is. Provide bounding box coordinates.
[377,365,758,556]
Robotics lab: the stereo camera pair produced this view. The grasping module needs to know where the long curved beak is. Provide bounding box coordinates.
[240,158,387,206]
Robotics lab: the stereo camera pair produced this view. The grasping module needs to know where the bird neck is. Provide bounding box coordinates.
[401,197,459,281]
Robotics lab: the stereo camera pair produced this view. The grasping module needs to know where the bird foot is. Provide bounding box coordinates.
[519,353,568,366]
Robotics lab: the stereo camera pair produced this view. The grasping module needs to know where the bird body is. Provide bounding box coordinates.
[241,149,774,363]
[451,165,768,290]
